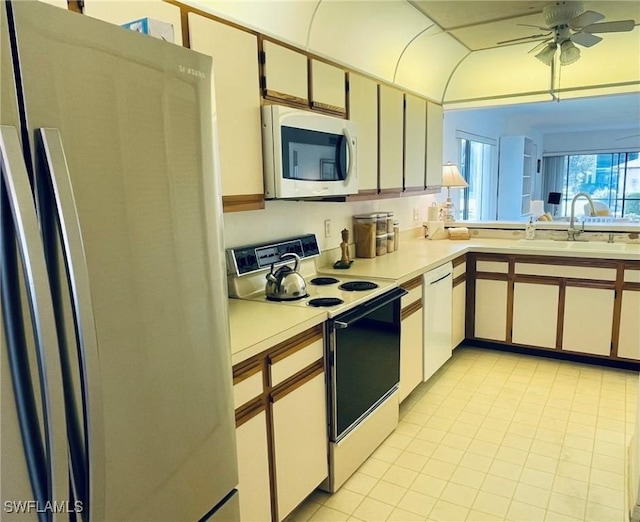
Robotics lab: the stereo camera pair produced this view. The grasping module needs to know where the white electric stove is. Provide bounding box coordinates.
[226,234,396,317]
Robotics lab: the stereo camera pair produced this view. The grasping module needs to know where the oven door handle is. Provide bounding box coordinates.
[332,287,408,329]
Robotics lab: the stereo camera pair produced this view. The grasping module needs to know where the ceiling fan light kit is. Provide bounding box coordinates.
[499,1,636,67]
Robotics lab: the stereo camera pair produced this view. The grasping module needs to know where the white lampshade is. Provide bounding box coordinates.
[535,43,556,66]
[442,163,468,188]
[560,40,580,65]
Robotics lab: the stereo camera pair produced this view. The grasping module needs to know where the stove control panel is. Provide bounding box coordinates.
[226,234,320,276]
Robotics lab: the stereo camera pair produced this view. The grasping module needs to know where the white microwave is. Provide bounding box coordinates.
[262,105,358,199]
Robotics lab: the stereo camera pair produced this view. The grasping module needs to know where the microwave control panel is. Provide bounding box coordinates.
[226,234,320,276]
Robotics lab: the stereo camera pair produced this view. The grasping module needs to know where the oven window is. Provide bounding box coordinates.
[333,299,401,440]
[281,126,347,181]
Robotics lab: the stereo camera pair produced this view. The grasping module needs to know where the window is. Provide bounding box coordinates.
[457,132,497,220]
[543,152,640,219]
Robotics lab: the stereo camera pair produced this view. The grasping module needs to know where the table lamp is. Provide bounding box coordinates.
[441,163,468,221]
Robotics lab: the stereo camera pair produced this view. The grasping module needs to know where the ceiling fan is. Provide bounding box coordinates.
[497,1,636,66]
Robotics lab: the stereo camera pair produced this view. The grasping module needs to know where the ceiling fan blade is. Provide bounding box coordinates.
[569,10,604,30]
[583,20,636,33]
[497,32,551,45]
[571,32,603,47]
[615,134,640,141]
[517,23,550,30]
[529,40,552,54]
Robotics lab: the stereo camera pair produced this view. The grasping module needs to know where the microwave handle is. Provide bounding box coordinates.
[343,127,355,182]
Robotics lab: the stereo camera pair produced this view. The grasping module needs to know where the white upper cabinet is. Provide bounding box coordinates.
[404,94,426,190]
[262,40,308,105]
[310,59,346,114]
[378,84,404,192]
[425,101,443,187]
[497,136,535,220]
[348,73,378,193]
[83,0,182,44]
[188,14,264,211]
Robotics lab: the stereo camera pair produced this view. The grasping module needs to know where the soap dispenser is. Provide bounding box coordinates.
[525,217,536,240]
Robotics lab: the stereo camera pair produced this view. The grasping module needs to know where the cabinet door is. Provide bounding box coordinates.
[310,59,345,113]
[400,308,423,403]
[349,73,378,192]
[83,0,182,44]
[512,282,558,348]
[563,286,614,356]
[236,411,272,522]
[618,290,640,360]
[263,40,308,104]
[425,101,443,187]
[188,14,264,209]
[404,94,426,191]
[474,279,508,341]
[452,281,466,348]
[272,371,328,521]
[378,84,404,192]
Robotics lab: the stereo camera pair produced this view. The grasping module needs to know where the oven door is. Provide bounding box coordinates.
[328,287,407,442]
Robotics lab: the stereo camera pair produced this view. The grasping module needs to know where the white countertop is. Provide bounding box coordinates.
[228,237,640,364]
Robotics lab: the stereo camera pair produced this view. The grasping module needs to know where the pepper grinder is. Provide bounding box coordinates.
[333,228,353,269]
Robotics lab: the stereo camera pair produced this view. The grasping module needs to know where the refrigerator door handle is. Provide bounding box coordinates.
[36,128,105,522]
[0,125,70,516]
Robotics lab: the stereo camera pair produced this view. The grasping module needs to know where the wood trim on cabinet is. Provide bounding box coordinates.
[513,254,618,269]
[264,90,309,108]
[623,282,640,291]
[475,272,509,282]
[233,358,262,384]
[310,101,347,116]
[556,279,566,351]
[402,299,422,320]
[506,259,515,343]
[452,255,466,268]
[235,397,266,428]
[67,1,83,14]
[268,324,323,365]
[610,263,625,358]
[564,278,615,290]
[378,188,403,197]
[466,254,477,339]
[514,274,562,286]
[453,273,466,288]
[270,359,324,403]
[222,194,265,213]
[401,276,423,292]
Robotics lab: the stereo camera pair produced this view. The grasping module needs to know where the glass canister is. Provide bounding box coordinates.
[375,213,387,234]
[386,230,395,253]
[393,220,400,251]
[385,212,394,236]
[353,214,377,258]
[376,233,387,256]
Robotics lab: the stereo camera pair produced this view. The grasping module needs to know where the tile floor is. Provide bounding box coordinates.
[286,346,638,522]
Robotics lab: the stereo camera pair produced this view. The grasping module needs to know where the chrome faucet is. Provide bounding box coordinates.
[568,192,596,241]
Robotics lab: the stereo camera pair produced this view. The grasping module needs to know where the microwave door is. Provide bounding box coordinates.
[335,129,355,183]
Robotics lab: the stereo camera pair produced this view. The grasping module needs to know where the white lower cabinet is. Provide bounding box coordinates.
[399,278,423,401]
[563,286,615,356]
[236,411,271,522]
[272,372,328,521]
[452,281,466,348]
[232,325,327,522]
[618,290,640,360]
[512,282,558,348]
[474,279,508,341]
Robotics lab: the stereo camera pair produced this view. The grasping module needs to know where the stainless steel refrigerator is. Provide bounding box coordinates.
[0,1,239,520]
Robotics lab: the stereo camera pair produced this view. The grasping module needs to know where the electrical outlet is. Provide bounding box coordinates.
[324,219,332,238]
[413,207,420,222]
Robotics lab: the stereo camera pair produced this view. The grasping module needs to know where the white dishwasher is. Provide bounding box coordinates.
[423,262,453,382]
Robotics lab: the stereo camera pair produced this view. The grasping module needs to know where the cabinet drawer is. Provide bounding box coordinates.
[477,260,508,273]
[625,270,640,283]
[234,368,264,410]
[401,286,422,308]
[452,261,466,279]
[270,337,324,386]
[515,263,616,281]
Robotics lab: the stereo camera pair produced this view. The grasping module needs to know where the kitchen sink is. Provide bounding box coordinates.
[565,241,627,251]
[513,239,568,249]
[513,239,627,252]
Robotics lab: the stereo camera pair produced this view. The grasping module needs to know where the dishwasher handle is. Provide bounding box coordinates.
[333,287,408,329]
[428,273,451,286]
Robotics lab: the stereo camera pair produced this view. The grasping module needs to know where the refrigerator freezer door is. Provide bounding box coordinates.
[9,2,238,521]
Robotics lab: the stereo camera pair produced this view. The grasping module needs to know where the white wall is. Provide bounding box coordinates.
[223,193,439,250]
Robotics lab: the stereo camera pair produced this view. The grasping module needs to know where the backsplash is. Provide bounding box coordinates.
[223,193,441,250]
